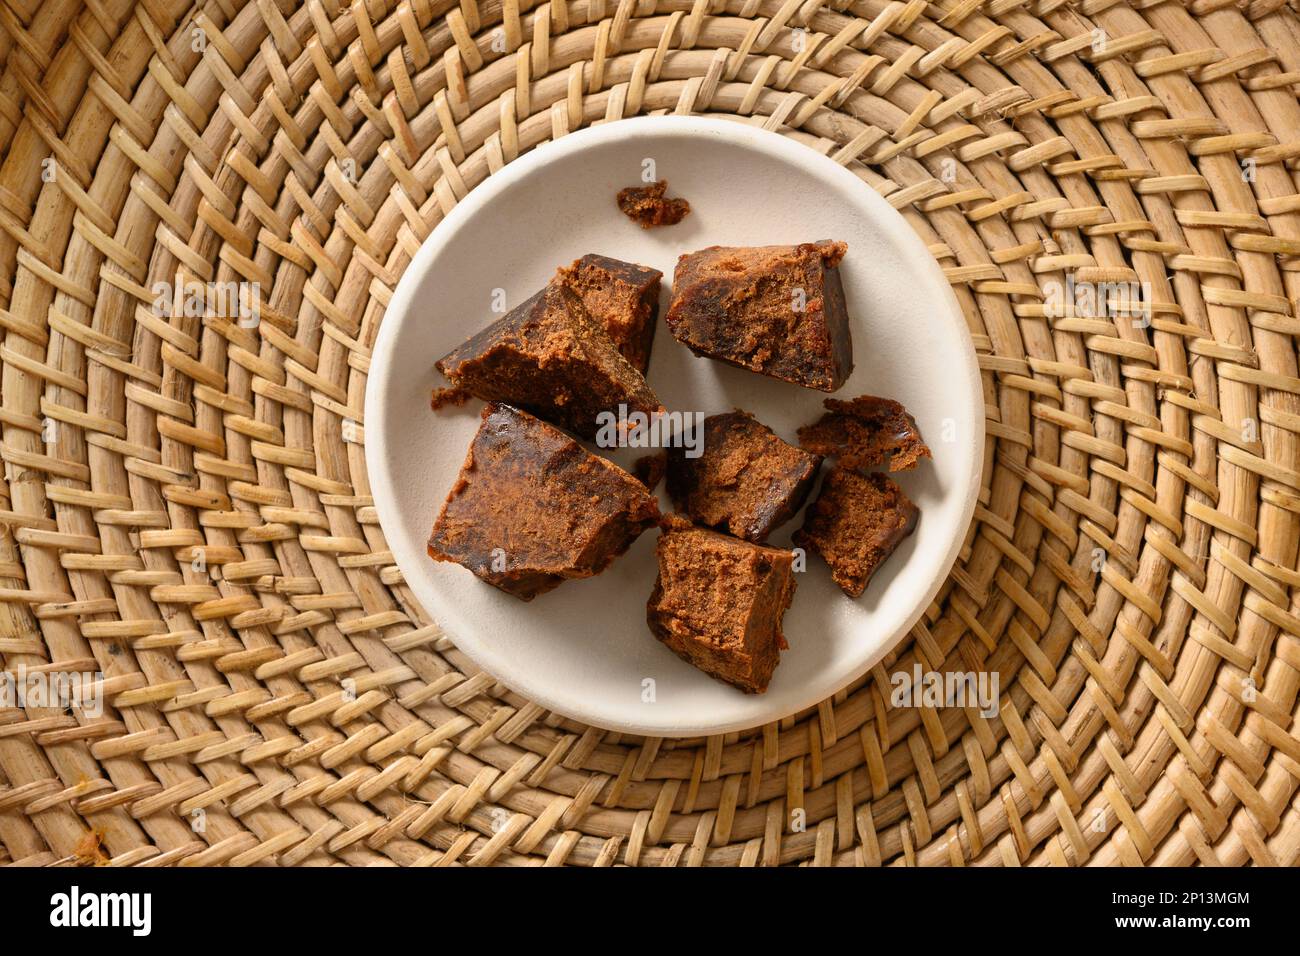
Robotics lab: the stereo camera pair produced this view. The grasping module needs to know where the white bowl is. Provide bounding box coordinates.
[365,116,983,736]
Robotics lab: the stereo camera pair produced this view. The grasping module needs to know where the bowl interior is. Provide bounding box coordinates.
[365,117,983,736]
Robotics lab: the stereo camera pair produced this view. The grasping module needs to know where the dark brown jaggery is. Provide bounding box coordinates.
[798,395,931,472]
[435,280,662,440]
[428,404,661,600]
[666,410,821,543]
[556,254,661,373]
[633,451,668,492]
[665,241,854,391]
[616,179,691,228]
[646,519,796,693]
[793,469,918,598]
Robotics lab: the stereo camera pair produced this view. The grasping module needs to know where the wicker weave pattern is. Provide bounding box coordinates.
[0,0,1298,867]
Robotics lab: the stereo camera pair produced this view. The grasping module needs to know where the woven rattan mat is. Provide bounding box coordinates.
[1,0,1299,868]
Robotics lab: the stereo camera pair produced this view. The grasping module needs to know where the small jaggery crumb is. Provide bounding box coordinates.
[798,395,931,472]
[72,829,110,866]
[616,179,691,228]
[633,451,668,492]
[430,385,470,410]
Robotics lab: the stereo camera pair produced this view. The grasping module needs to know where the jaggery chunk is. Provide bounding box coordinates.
[647,520,796,693]
[428,404,660,600]
[556,254,661,373]
[666,410,821,543]
[794,469,918,598]
[435,280,662,440]
[633,451,668,492]
[616,180,691,228]
[666,241,853,391]
[798,395,931,472]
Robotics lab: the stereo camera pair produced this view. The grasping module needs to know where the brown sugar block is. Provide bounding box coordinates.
[556,254,661,373]
[666,410,822,543]
[633,451,668,492]
[428,404,661,600]
[665,241,853,391]
[646,520,796,693]
[616,179,691,228]
[798,395,931,472]
[793,469,918,598]
[435,280,662,440]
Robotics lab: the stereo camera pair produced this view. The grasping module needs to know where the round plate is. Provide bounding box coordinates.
[366,116,983,736]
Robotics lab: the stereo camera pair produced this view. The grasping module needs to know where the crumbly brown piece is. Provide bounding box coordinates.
[646,519,796,693]
[556,254,661,373]
[72,829,110,866]
[428,404,661,600]
[435,280,662,440]
[797,395,931,471]
[793,469,918,598]
[666,410,821,543]
[633,451,668,492]
[665,241,853,391]
[429,385,469,410]
[616,179,691,228]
